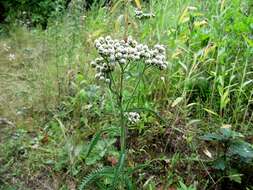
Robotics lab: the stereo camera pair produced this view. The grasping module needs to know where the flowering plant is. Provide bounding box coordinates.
[91,35,167,83]
[90,35,168,169]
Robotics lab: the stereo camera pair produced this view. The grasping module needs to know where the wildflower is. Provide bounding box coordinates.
[90,36,168,83]
[126,112,140,124]
[8,53,16,61]
[90,61,97,68]
[134,8,155,19]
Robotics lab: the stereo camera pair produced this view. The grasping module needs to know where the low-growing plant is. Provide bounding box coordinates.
[201,127,253,186]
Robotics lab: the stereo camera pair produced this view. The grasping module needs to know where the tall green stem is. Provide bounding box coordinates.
[112,65,126,189]
[119,65,126,156]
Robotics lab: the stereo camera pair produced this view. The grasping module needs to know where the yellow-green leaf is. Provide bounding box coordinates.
[134,0,141,9]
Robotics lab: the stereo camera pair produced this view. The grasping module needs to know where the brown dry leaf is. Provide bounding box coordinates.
[203,147,212,158]
[40,133,49,144]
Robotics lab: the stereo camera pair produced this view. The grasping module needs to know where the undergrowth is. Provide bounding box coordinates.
[0,0,253,189]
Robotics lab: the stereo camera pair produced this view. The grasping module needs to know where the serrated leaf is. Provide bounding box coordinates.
[212,157,226,170]
[228,141,253,160]
[220,128,243,139]
[219,128,233,140]
[200,133,223,141]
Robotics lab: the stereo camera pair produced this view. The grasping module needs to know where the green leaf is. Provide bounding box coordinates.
[85,153,101,165]
[212,157,226,170]
[85,130,103,158]
[220,128,233,140]
[228,140,253,161]
[200,133,223,141]
[228,173,243,184]
[201,128,243,142]
[79,167,114,190]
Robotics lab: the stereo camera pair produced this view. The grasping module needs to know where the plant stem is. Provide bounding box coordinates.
[119,65,126,155]
[124,0,129,40]
[112,65,126,189]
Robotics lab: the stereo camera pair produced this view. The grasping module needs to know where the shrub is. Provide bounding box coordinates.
[1,0,66,28]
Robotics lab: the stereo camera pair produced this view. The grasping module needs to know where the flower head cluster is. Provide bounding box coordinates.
[8,53,16,61]
[125,112,140,124]
[90,36,168,82]
[135,9,155,19]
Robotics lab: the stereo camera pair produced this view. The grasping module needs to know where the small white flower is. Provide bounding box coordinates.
[95,73,101,79]
[109,55,115,61]
[160,64,167,70]
[105,36,112,41]
[151,58,157,64]
[98,37,104,42]
[126,112,140,124]
[128,36,133,42]
[99,76,105,81]
[122,54,128,59]
[90,61,97,67]
[119,59,126,64]
[116,52,123,58]
[8,53,16,61]
[145,59,152,64]
[144,52,151,58]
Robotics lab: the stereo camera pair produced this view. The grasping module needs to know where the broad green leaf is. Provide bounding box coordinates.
[212,157,226,170]
[200,133,223,141]
[228,141,253,160]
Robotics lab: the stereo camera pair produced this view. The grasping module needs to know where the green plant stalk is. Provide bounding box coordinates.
[110,64,126,189]
[111,1,130,187]
[119,64,126,156]
[124,0,129,40]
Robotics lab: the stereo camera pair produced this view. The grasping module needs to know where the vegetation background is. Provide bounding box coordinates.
[0,0,253,189]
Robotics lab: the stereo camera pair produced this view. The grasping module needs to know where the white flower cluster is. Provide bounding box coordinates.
[8,53,16,61]
[90,36,168,82]
[135,9,155,19]
[125,112,140,124]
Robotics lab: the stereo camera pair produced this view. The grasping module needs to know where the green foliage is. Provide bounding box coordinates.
[79,166,115,190]
[178,181,197,190]
[201,128,253,184]
[2,0,66,27]
[201,128,253,163]
[85,136,117,165]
